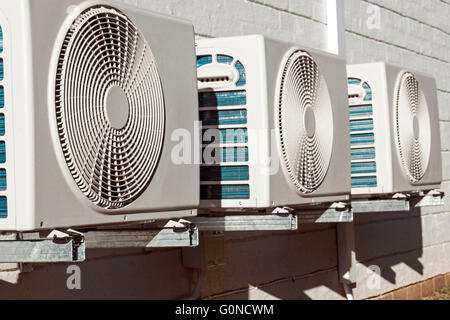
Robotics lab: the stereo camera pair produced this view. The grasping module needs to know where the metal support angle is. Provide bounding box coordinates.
[190,201,352,230]
[408,190,444,208]
[295,202,353,223]
[83,219,199,249]
[0,229,85,263]
[351,194,410,214]
[188,214,298,232]
[351,189,445,214]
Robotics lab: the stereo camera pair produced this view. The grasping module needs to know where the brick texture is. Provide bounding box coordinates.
[434,275,446,291]
[421,279,435,298]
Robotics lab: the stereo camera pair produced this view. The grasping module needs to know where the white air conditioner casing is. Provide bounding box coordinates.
[0,0,199,231]
[197,35,350,211]
[347,62,442,196]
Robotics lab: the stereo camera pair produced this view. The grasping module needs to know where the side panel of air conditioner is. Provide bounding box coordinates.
[0,0,37,231]
[348,77,378,190]
[197,36,270,210]
[0,12,10,228]
[347,63,395,196]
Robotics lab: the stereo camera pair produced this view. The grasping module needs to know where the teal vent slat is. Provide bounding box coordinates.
[0,59,3,81]
[349,79,376,188]
[350,119,374,132]
[351,148,376,161]
[351,162,377,174]
[235,61,246,86]
[201,184,250,200]
[197,55,213,68]
[200,109,247,126]
[348,78,362,85]
[349,104,373,117]
[221,147,248,162]
[202,147,249,164]
[217,54,233,64]
[0,196,6,219]
[201,166,249,181]
[0,86,3,108]
[202,128,248,144]
[0,169,6,191]
[0,114,4,136]
[352,176,377,188]
[350,133,375,145]
[0,141,5,164]
[199,90,247,107]
[0,26,3,53]
[362,82,372,101]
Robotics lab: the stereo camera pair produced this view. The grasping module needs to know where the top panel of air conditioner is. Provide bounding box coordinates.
[0,0,199,231]
[347,62,442,196]
[196,35,351,212]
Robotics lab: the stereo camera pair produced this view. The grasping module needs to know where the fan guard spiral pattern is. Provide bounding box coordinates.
[394,72,431,184]
[278,51,333,194]
[55,6,165,209]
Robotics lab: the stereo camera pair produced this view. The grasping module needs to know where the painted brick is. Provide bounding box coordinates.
[434,275,446,291]
[421,279,435,298]
[407,283,422,300]
[393,287,408,300]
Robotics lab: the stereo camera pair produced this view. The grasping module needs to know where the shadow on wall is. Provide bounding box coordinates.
[0,207,428,300]
[198,224,347,300]
[353,206,425,298]
[0,224,347,300]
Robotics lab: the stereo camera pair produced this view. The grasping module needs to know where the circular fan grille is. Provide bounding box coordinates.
[394,72,431,184]
[277,51,333,194]
[55,6,165,209]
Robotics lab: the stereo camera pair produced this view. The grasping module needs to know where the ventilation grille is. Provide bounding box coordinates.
[55,6,165,209]
[278,51,333,194]
[0,24,6,218]
[197,53,249,201]
[394,72,431,184]
[348,78,377,189]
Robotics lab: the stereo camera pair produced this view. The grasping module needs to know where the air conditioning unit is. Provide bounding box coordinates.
[196,35,350,211]
[347,62,442,196]
[0,0,200,231]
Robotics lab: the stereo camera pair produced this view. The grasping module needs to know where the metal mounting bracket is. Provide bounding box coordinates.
[296,202,353,223]
[408,190,445,208]
[188,214,298,232]
[352,189,444,214]
[83,219,199,249]
[352,196,410,214]
[0,229,85,263]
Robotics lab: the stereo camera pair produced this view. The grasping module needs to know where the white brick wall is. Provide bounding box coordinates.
[0,0,449,300]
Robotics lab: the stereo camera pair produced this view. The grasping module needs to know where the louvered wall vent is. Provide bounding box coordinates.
[55,6,165,209]
[278,51,333,194]
[394,72,431,184]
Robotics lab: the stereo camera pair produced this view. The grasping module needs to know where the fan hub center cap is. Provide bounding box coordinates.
[413,115,420,139]
[303,106,316,138]
[105,86,130,130]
